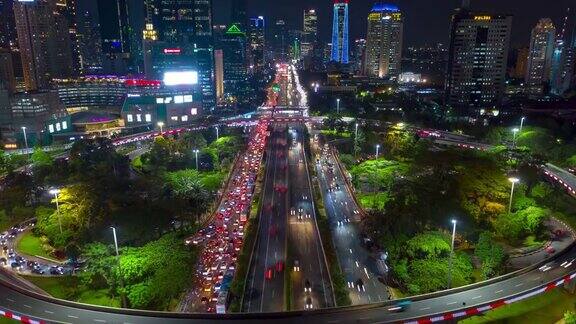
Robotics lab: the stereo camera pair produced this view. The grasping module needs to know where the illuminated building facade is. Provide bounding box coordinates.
[526,18,556,95]
[331,0,349,63]
[364,3,403,78]
[445,4,512,114]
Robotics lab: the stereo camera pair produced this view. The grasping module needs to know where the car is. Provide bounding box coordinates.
[306,213,311,219]
[546,246,556,254]
[0,257,7,265]
[32,267,45,275]
[304,279,312,293]
[271,260,284,272]
[305,297,313,309]
[290,208,296,215]
[265,267,274,280]
[293,260,300,272]
[10,262,20,269]
[388,300,412,313]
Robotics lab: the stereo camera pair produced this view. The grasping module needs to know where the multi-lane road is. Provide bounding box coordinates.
[313,138,390,305]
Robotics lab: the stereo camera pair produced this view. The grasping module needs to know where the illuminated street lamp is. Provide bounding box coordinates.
[215,126,219,140]
[193,149,200,170]
[110,227,127,307]
[336,98,340,114]
[508,177,520,213]
[447,219,457,289]
[49,189,62,234]
[376,144,380,159]
[157,121,164,133]
[21,126,28,152]
[520,117,526,133]
[355,123,359,139]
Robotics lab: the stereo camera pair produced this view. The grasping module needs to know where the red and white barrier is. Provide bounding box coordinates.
[0,308,44,324]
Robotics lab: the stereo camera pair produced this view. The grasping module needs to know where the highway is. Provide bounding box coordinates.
[313,138,390,305]
[287,124,334,310]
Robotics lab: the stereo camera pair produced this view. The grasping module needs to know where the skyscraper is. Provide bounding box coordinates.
[193,0,215,111]
[352,38,366,74]
[14,0,74,90]
[512,47,529,79]
[153,0,194,44]
[0,0,18,50]
[219,24,247,96]
[302,9,317,57]
[214,49,223,101]
[550,8,576,96]
[248,16,265,72]
[0,49,15,94]
[272,19,288,61]
[231,0,247,30]
[445,3,512,114]
[331,0,349,63]
[525,18,556,95]
[363,3,403,78]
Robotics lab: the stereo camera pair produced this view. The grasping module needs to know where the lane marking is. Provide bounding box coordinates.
[44,310,54,314]
[515,283,524,287]
[67,315,79,319]
[420,307,431,310]
[23,304,31,308]
[495,289,503,294]
[472,295,482,300]
[447,301,457,305]
[93,320,107,323]
[6,298,14,302]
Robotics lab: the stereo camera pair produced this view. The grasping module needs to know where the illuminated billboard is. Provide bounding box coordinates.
[163,71,199,86]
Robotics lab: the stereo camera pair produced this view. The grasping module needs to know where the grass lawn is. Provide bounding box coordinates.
[0,318,16,324]
[461,289,576,324]
[16,232,53,260]
[23,275,120,308]
[358,192,389,210]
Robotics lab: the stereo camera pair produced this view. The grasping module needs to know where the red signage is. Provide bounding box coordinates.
[124,79,161,87]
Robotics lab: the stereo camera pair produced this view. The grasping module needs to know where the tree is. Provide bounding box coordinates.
[474,232,506,279]
[565,311,576,324]
[31,146,53,168]
[164,170,210,228]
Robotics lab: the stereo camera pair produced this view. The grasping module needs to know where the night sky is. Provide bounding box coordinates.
[214,0,575,48]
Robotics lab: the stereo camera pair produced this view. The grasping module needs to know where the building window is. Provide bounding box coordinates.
[127,114,133,122]
[48,124,54,133]
[136,114,142,122]
[174,95,184,104]
[156,98,164,104]
[145,114,152,122]
[56,123,61,131]
[62,121,68,130]
[184,95,193,103]
[170,116,178,121]
[190,108,198,115]
[181,115,188,122]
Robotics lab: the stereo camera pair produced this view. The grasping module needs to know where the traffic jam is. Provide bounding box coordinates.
[185,119,270,313]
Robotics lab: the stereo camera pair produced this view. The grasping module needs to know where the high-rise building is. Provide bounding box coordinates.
[550,8,576,96]
[219,25,247,97]
[193,0,215,111]
[302,9,317,57]
[57,0,81,75]
[272,19,288,61]
[330,0,349,63]
[445,2,512,114]
[214,49,223,101]
[363,3,403,78]
[525,18,556,94]
[231,0,247,30]
[153,0,194,44]
[352,38,366,74]
[248,16,265,72]
[0,49,15,94]
[0,0,18,50]
[14,0,74,91]
[512,47,529,79]
[77,9,104,73]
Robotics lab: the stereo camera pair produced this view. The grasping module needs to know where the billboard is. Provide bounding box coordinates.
[163,71,199,86]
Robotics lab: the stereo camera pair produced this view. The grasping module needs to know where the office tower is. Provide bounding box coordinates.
[302,9,318,57]
[214,49,223,101]
[445,3,512,114]
[56,0,81,75]
[0,49,15,94]
[248,16,265,71]
[525,18,556,94]
[193,0,215,111]
[272,19,288,61]
[219,25,247,96]
[364,3,403,78]
[231,0,247,30]
[352,38,366,74]
[288,30,302,61]
[151,0,194,44]
[513,47,529,79]
[77,9,103,74]
[551,8,576,95]
[14,0,74,91]
[331,0,349,63]
[0,0,17,50]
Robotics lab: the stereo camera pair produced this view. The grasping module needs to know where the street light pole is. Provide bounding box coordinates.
[193,149,199,170]
[215,126,219,140]
[520,117,525,133]
[376,144,380,159]
[157,122,164,133]
[21,126,28,152]
[110,227,127,308]
[336,98,340,114]
[49,189,62,234]
[508,177,520,213]
[447,219,457,289]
